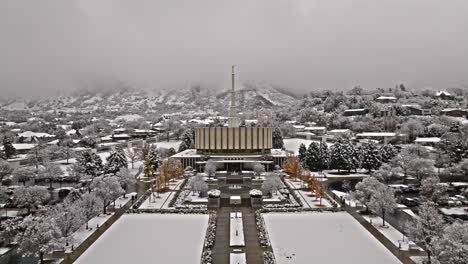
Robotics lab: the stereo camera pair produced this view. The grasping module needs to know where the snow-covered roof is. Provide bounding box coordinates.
[47,139,59,145]
[292,125,305,129]
[296,132,315,136]
[376,96,397,100]
[441,108,466,112]
[18,131,54,138]
[344,108,367,112]
[356,132,396,137]
[304,126,326,131]
[329,129,351,133]
[414,137,441,143]
[134,129,157,133]
[1,143,36,151]
[113,134,130,138]
[435,91,452,96]
[66,129,77,135]
[285,120,297,124]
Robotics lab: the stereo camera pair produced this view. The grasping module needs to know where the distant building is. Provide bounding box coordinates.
[343,108,369,117]
[328,129,353,138]
[401,105,431,116]
[304,126,327,136]
[414,137,441,147]
[435,91,455,100]
[356,132,397,144]
[441,108,467,118]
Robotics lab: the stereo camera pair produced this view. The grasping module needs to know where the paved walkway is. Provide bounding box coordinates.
[212,207,264,264]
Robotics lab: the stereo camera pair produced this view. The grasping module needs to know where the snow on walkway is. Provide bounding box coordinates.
[230,212,245,247]
[264,212,402,264]
[76,214,208,264]
[362,215,423,251]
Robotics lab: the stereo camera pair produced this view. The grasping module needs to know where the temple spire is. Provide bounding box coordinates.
[228,65,240,127]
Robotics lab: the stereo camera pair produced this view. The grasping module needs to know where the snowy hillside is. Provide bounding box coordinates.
[0,83,298,113]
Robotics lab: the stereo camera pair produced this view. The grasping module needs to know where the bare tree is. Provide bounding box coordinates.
[124,147,139,169]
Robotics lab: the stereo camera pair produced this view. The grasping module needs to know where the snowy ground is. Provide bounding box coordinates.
[283,138,332,154]
[263,212,402,264]
[76,214,209,264]
[138,178,185,209]
[362,215,422,251]
[296,190,333,208]
[69,214,113,250]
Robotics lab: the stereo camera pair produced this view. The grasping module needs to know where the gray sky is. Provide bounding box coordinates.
[1,0,467,98]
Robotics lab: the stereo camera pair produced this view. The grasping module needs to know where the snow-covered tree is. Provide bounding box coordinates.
[329,140,358,172]
[368,184,397,227]
[49,199,85,246]
[372,164,401,184]
[351,176,382,212]
[139,143,159,171]
[0,217,22,244]
[359,142,382,172]
[272,127,284,149]
[298,143,307,164]
[90,176,124,214]
[431,221,468,264]
[124,147,139,169]
[405,202,445,263]
[13,186,50,213]
[253,163,265,178]
[105,147,128,174]
[178,128,195,152]
[261,174,283,196]
[38,163,64,189]
[305,142,329,171]
[190,174,208,196]
[77,151,103,177]
[0,160,13,183]
[12,166,36,186]
[380,144,398,163]
[77,193,103,229]
[204,159,217,179]
[2,140,16,159]
[408,158,434,182]
[116,168,136,197]
[18,215,62,264]
[420,176,448,204]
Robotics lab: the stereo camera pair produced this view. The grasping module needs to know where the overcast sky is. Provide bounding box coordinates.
[1,0,467,98]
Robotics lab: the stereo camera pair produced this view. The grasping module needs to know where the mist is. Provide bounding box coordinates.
[1,0,467,98]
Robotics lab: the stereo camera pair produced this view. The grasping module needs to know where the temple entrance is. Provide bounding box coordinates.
[225,162,242,172]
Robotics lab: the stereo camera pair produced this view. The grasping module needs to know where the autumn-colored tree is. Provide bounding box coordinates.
[284,155,302,180]
[307,175,325,205]
[158,159,184,190]
[143,159,154,178]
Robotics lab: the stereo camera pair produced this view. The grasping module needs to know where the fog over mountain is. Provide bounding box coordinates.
[1,0,468,98]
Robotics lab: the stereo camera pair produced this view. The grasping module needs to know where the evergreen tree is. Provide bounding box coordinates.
[359,143,382,172]
[330,140,357,172]
[318,143,330,171]
[305,142,322,171]
[298,143,307,165]
[272,128,284,149]
[178,128,195,152]
[105,148,128,174]
[2,140,16,159]
[140,143,159,171]
[77,151,103,177]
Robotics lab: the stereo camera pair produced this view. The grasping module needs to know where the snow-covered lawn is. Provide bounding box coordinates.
[76,214,209,264]
[230,253,246,264]
[230,212,245,247]
[263,212,402,264]
[362,215,423,251]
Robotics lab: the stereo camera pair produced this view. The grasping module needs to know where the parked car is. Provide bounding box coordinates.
[402,197,418,207]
